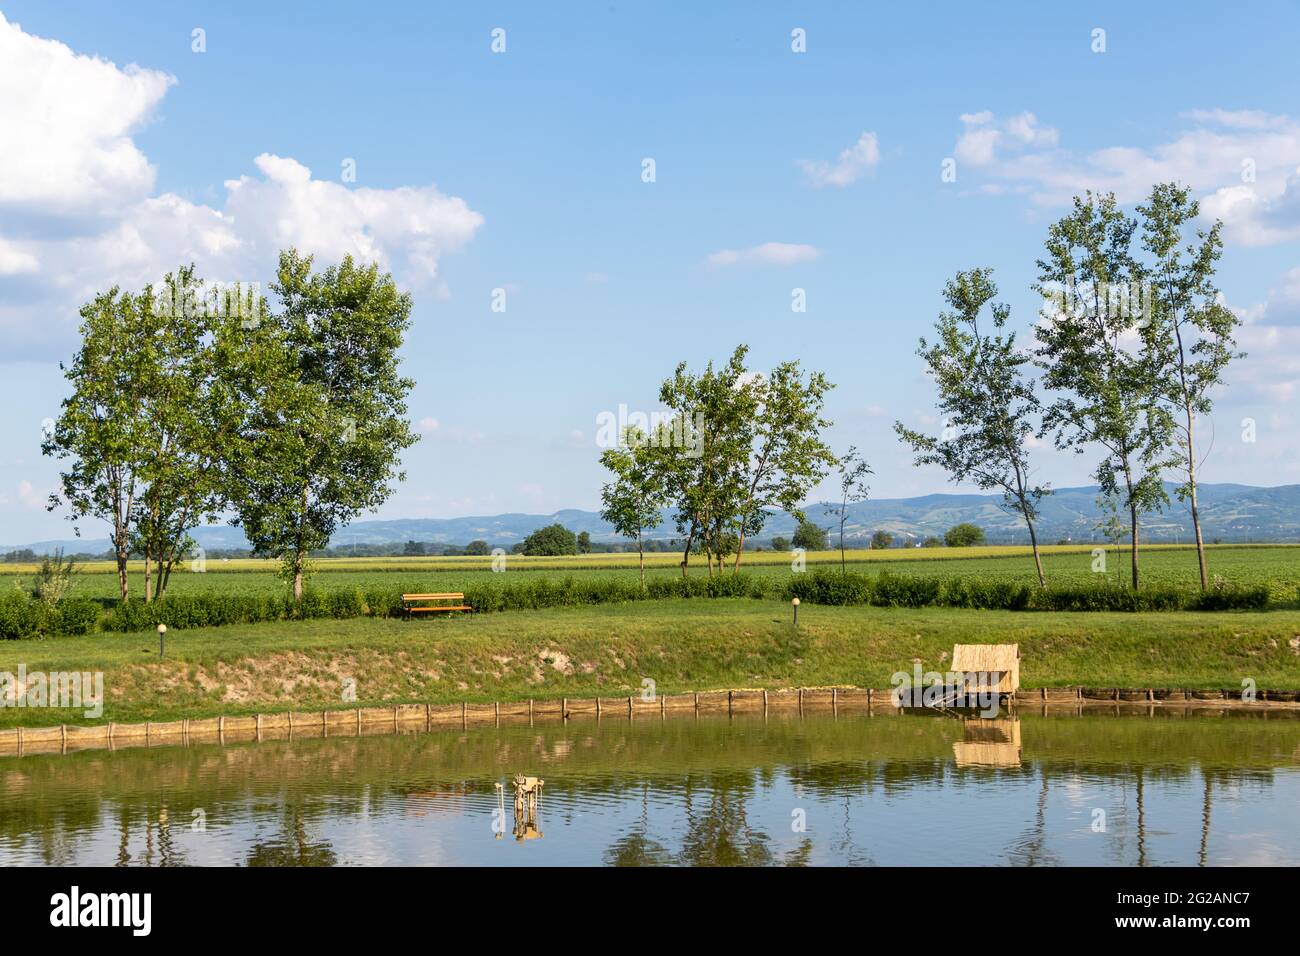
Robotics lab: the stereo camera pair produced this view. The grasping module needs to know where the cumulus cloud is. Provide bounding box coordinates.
[797,132,880,187]
[0,12,173,219]
[954,111,1058,167]
[0,14,484,361]
[950,108,1300,247]
[705,242,821,268]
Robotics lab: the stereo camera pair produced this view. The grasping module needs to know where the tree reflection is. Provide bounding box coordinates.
[246,805,336,867]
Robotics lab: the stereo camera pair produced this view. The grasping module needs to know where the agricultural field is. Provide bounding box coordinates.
[5,543,1298,604]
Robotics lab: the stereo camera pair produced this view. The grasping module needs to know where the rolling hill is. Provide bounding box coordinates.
[6,483,1299,555]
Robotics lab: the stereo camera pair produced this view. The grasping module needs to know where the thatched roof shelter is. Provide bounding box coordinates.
[951,643,1020,694]
[952,717,1022,768]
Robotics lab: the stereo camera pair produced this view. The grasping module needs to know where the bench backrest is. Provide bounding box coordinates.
[403,593,465,600]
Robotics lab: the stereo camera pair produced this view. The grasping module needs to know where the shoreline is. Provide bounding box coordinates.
[3,684,1297,759]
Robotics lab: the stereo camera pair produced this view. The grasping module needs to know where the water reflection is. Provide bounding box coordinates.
[1,711,1296,866]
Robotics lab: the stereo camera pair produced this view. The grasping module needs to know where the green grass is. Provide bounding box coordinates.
[3,598,1298,727]
[6,543,1298,603]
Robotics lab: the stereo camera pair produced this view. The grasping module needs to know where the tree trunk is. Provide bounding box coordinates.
[1185,410,1208,590]
[116,547,129,603]
[143,552,153,604]
[637,530,645,587]
[680,527,694,579]
[293,565,304,602]
[1027,518,1045,588]
[1129,504,1141,590]
[840,516,847,573]
[732,527,747,572]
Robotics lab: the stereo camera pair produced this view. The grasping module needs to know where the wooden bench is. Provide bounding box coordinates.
[402,592,472,617]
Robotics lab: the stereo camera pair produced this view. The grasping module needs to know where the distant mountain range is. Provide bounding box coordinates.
[6,483,1299,555]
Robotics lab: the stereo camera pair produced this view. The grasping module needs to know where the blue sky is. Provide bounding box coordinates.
[3,1,1300,543]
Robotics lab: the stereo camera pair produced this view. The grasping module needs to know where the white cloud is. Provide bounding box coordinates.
[0,15,484,361]
[797,132,880,187]
[955,111,1058,167]
[951,108,1300,246]
[1201,167,1300,246]
[0,12,174,218]
[706,242,821,268]
[0,240,39,275]
[222,154,483,284]
[416,417,441,434]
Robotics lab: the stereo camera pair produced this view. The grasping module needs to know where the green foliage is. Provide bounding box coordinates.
[1033,192,1178,589]
[225,250,418,598]
[599,426,666,580]
[894,267,1048,583]
[782,570,1268,613]
[791,520,829,551]
[650,344,835,571]
[464,540,491,556]
[30,549,79,605]
[1138,183,1242,589]
[521,523,578,556]
[870,530,893,550]
[770,537,790,551]
[944,523,986,547]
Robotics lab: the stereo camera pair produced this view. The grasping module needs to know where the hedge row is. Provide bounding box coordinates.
[782,570,1272,612]
[0,571,1277,638]
[0,595,102,639]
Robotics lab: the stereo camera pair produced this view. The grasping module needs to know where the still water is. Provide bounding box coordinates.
[2,711,1297,866]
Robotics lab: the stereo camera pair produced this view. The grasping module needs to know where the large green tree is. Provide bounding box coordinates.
[599,427,666,584]
[225,250,418,600]
[521,523,578,556]
[729,358,836,570]
[653,345,834,576]
[1138,183,1242,590]
[44,286,152,601]
[895,269,1050,585]
[655,346,754,577]
[131,268,248,602]
[791,520,828,551]
[1033,193,1176,589]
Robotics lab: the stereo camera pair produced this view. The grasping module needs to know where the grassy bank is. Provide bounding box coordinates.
[2,599,1298,727]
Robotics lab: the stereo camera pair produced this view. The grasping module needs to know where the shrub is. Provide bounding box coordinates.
[1190,580,1270,611]
[870,571,941,608]
[784,571,871,606]
[0,593,50,639]
[940,578,1033,610]
[55,598,101,635]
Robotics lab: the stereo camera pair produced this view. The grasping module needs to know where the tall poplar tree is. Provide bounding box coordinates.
[896,269,1050,585]
[1033,193,1176,589]
[226,250,418,600]
[1137,183,1242,590]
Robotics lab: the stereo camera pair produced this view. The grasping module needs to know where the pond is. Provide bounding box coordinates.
[2,709,1297,866]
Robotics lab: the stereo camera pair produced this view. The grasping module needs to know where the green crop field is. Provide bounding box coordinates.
[5,543,1298,603]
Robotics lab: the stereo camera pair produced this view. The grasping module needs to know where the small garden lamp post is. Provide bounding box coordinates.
[791,597,800,626]
[158,623,167,658]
